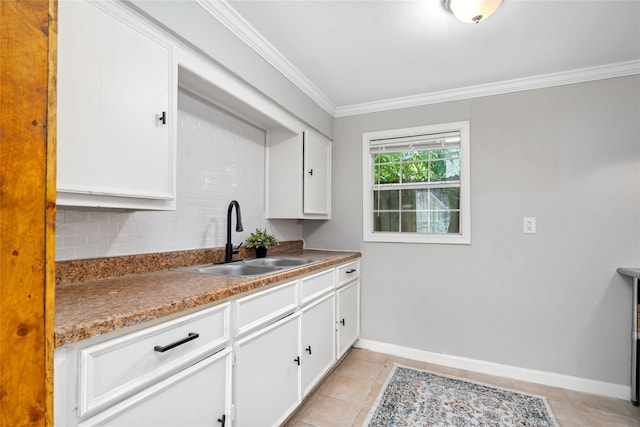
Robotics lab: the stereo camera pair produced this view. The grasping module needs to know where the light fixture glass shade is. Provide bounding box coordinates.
[444,0,503,24]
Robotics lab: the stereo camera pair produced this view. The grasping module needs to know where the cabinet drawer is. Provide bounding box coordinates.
[300,269,334,305]
[78,349,232,427]
[235,280,298,337]
[336,261,360,288]
[77,303,230,418]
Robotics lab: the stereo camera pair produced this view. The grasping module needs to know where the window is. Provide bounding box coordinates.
[362,121,470,244]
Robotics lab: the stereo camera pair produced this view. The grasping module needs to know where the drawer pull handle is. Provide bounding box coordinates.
[217,414,226,427]
[305,345,312,355]
[154,332,199,353]
[158,111,167,125]
[294,356,301,366]
[340,318,346,326]
[346,269,356,274]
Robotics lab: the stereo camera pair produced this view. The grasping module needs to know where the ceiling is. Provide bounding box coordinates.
[214,0,640,116]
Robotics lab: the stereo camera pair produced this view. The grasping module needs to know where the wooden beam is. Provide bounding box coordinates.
[0,0,56,425]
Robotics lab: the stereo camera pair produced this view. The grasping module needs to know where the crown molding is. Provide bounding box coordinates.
[197,0,337,116]
[335,60,640,117]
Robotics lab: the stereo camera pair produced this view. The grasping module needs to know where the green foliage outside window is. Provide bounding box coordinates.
[372,148,461,234]
[373,149,460,184]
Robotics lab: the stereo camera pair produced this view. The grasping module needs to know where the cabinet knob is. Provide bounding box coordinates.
[294,356,301,366]
[158,111,166,125]
[307,169,313,176]
[305,345,312,355]
[340,318,346,326]
[217,414,226,427]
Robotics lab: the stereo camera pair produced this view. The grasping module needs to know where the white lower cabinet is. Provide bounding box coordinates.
[54,303,231,427]
[77,305,230,417]
[300,293,336,396]
[337,280,360,359]
[55,260,361,427]
[234,280,298,338]
[79,348,232,427]
[234,313,301,427]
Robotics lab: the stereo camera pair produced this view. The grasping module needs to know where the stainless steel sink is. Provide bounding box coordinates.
[242,257,317,267]
[190,264,281,276]
[176,257,317,277]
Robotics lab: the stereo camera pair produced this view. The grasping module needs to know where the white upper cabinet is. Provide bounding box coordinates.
[57,0,177,210]
[266,129,331,219]
[303,130,331,216]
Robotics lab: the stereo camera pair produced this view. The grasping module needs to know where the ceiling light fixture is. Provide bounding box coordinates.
[443,0,503,24]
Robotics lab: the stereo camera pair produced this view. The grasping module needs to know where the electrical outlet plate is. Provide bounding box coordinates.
[524,217,536,234]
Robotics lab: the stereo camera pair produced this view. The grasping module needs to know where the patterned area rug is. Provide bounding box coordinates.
[364,364,559,427]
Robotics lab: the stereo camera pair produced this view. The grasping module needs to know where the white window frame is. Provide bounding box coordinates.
[362,121,471,244]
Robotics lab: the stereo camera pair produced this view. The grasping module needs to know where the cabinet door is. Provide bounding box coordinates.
[337,281,360,358]
[79,349,232,427]
[235,314,300,427]
[57,0,176,210]
[301,293,336,396]
[303,130,331,216]
[266,129,331,219]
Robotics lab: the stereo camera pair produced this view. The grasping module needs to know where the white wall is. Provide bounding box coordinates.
[56,89,302,261]
[303,76,640,386]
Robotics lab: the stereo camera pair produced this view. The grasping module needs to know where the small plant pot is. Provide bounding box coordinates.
[255,247,268,258]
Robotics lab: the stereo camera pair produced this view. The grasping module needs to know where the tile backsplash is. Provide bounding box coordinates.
[56,89,302,261]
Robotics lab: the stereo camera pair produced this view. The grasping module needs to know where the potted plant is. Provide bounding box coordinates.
[245,228,279,258]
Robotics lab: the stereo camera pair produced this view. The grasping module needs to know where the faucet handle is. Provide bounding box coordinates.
[233,241,243,254]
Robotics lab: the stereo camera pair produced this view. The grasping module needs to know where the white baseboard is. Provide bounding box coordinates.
[355,339,630,401]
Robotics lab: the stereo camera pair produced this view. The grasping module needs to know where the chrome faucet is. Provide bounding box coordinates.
[225,200,244,263]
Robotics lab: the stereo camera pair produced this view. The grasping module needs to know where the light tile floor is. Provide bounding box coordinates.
[284,348,640,427]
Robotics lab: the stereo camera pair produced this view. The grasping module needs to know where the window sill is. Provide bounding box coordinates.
[363,232,471,245]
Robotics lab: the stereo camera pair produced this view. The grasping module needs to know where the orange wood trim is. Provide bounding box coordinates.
[45,1,58,425]
[0,0,56,425]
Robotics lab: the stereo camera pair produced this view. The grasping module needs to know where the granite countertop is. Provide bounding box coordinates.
[55,248,360,348]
